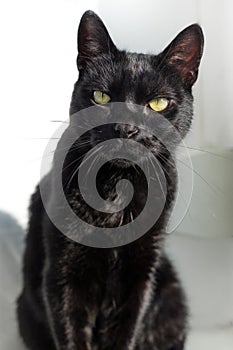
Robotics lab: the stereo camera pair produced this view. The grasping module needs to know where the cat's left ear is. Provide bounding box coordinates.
[77,10,117,70]
[160,24,204,86]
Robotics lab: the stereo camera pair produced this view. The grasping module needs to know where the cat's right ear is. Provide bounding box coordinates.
[77,11,117,70]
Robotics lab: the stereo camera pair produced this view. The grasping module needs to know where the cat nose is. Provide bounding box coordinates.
[115,124,139,138]
[127,125,139,138]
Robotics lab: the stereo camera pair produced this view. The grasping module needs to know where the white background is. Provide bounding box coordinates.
[0,1,232,348]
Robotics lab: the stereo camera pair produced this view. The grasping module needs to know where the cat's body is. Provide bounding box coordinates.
[17,11,204,350]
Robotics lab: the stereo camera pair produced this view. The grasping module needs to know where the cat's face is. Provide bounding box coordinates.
[69,11,204,165]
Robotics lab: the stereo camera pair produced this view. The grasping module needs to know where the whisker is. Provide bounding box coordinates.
[50,120,69,124]
[85,153,100,182]
[148,156,166,201]
[27,137,61,140]
[80,145,103,169]
[158,153,193,222]
[65,163,80,194]
[177,144,233,162]
[118,212,124,227]
[65,145,103,194]
[159,151,222,198]
[146,157,150,186]
[175,156,225,197]
[61,149,93,191]
[28,137,92,164]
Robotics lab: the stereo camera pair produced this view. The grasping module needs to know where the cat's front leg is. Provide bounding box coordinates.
[43,268,97,350]
[98,265,155,350]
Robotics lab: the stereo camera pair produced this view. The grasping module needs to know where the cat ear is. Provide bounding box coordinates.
[160,24,204,86]
[77,11,117,69]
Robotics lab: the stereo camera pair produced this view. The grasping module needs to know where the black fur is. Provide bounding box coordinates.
[17,10,204,350]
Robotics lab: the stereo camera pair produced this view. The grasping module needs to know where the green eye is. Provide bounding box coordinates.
[148,98,169,112]
[93,90,111,104]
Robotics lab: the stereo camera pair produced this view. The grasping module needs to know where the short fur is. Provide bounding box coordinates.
[17,11,204,350]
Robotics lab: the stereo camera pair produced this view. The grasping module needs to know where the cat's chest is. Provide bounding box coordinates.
[67,188,143,228]
[61,240,155,293]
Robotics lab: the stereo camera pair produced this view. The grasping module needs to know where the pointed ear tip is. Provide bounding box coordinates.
[82,10,98,18]
[186,23,204,41]
[80,10,100,23]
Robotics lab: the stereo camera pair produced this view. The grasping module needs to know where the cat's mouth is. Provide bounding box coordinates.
[80,131,162,170]
[98,138,152,167]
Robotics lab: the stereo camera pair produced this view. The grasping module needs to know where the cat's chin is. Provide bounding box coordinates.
[109,155,154,169]
[109,159,135,169]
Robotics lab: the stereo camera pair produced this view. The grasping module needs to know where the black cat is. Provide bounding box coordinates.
[17,10,204,350]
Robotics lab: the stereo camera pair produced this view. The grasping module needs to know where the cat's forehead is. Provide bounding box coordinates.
[125,53,153,75]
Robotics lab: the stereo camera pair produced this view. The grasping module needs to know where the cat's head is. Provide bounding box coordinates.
[69,11,204,165]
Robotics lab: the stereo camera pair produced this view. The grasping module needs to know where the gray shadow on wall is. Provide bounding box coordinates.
[0,211,26,350]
